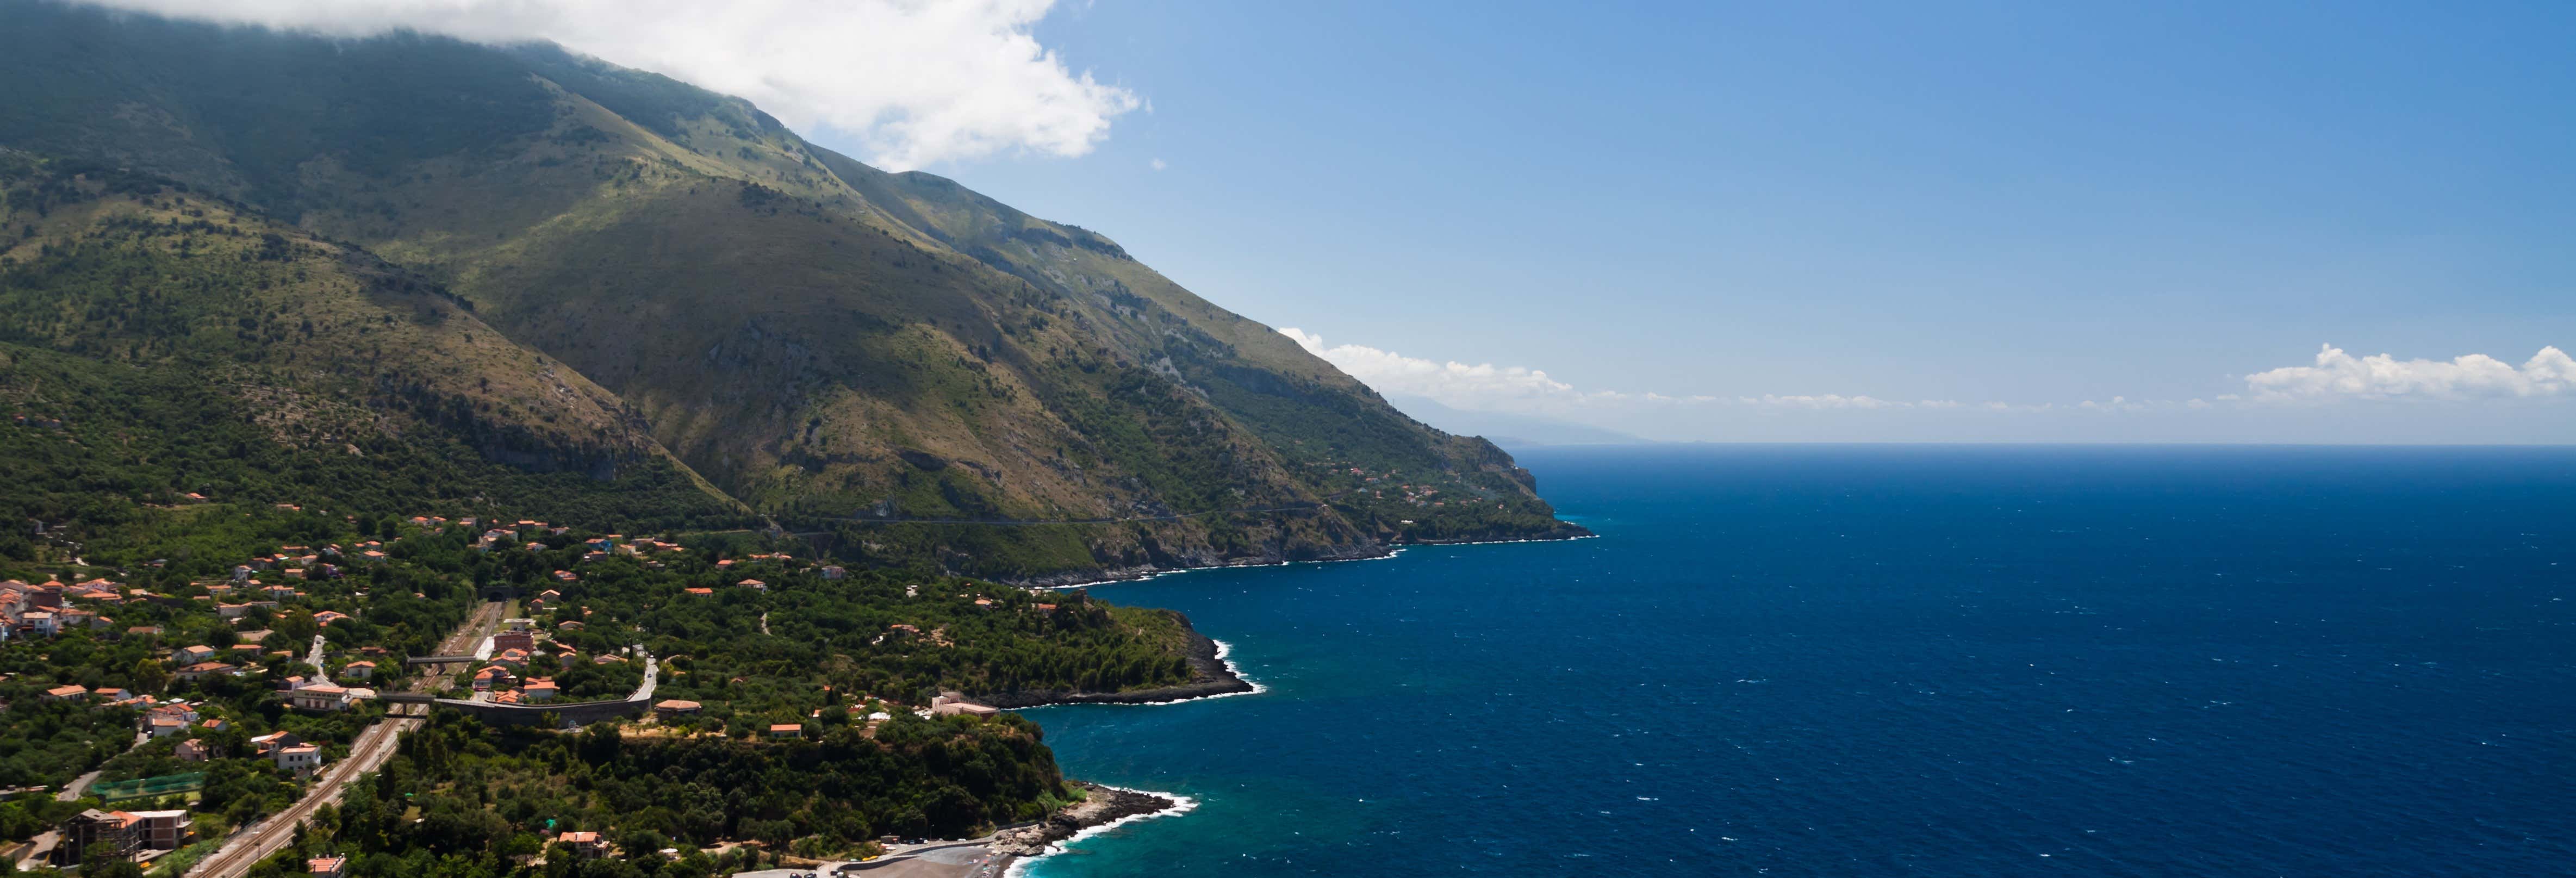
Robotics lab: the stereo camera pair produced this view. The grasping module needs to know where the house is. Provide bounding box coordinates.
[176,661,239,681]
[174,739,213,762]
[56,809,140,866]
[22,611,57,637]
[551,570,579,583]
[147,717,188,738]
[129,809,191,849]
[308,856,348,878]
[142,704,200,728]
[493,631,535,653]
[249,731,301,755]
[557,831,608,858]
[339,661,375,680]
[125,625,163,639]
[91,686,135,702]
[312,611,351,627]
[274,744,323,775]
[683,587,714,597]
[736,578,767,591]
[42,684,86,701]
[174,645,217,664]
[473,667,513,690]
[520,679,557,702]
[490,649,530,669]
[820,565,847,580]
[289,684,351,712]
[768,723,804,739]
[654,699,701,719]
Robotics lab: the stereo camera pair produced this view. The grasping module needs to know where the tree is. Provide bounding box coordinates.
[130,656,169,693]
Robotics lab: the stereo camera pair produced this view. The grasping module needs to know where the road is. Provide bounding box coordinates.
[14,729,155,868]
[303,633,326,672]
[629,649,659,703]
[186,601,505,878]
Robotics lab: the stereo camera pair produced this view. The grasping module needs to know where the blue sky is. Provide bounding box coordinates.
[856,1,2576,443]
[113,0,2576,442]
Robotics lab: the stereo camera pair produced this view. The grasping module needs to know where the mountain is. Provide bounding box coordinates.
[1381,394,1649,450]
[0,0,1584,580]
[0,151,751,546]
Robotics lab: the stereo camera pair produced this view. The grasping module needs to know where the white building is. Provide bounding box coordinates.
[274,744,324,775]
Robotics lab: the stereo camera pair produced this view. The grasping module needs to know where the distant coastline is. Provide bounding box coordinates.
[1021,526,1597,590]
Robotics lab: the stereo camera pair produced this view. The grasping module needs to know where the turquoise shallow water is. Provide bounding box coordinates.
[1017,445,2576,877]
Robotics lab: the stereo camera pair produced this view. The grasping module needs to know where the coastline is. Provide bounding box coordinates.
[986,528,1596,709]
[1026,527,1598,591]
[978,618,1261,708]
[974,530,1594,874]
[992,783,1197,877]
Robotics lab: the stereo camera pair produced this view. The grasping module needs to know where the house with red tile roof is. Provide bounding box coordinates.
[556,831,607,857]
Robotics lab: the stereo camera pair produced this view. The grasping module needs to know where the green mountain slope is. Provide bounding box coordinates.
[0,152,749,553]
[0,1,1584,580]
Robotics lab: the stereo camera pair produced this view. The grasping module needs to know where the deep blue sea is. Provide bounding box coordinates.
[1017,446,2576,877]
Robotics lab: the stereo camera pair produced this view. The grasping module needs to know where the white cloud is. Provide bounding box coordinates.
[1150,158,1168,171]
[82,0,1140,170]
[1281,328,1579,406]
[1281,327,2006,415]
[1737,394,1904,410]
[2245,344,2576,402]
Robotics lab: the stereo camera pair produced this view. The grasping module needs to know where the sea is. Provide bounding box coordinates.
[1015,445,2576,877]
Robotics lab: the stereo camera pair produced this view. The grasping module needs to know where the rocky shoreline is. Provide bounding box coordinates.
[977,616,1254,708]
[986,783,1184,861]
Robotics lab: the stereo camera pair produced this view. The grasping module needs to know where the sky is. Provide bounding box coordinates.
[94,1,2576,443]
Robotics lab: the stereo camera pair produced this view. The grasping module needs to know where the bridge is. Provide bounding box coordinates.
[402,653,661,727]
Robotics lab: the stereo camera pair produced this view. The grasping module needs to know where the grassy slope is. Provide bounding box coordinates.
[0,153,748,555]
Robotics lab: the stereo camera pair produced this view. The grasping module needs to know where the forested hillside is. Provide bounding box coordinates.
[0,153,749,558]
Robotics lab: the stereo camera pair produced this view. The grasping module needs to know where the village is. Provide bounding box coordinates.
[0,507,1111,877]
